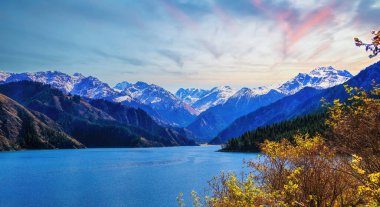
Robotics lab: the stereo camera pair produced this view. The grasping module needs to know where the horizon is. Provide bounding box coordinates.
[0,63,361,93]
[1,0,379,92]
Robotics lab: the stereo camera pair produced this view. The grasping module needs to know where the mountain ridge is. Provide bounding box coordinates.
[211,61,379,144]
[0,71,197,127]
[186,66,352,141]
[0,66,353,133]
[0,81,196,149]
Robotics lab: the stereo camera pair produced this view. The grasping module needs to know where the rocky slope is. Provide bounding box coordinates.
[0,94,83,151]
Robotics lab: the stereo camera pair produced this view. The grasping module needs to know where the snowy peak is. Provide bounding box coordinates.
[175,88,210,105]
[277,66,353,95]
[232,86,270,98]
[0,71,11,82]
[309,66,351,77]
[70,76,117,99]
[4,71,77,93]
[0,71,117,98]
[72,72,85,79]
[114,81,132,91]
[133,81,150,89]
[122,82,183,107]
[176,86,236,112]
[111,81,197,126]
[192,86,236,112]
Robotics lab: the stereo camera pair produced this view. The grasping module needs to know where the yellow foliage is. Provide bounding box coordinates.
[180,87,380,207]
[355,30,380,58]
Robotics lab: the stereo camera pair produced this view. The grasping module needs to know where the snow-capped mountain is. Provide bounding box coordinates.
[277,66,352,95]
[0,71,117,99]
[0,66,352,131]
[70,76,118,99]
[112,81,197,126]
[2,71,77,93]
[229,86,271,100]
[186,66,353,141]
[175,88,210,105]
[0,71,197,127]
[212,62,379,144]
[176,86,236,112]
[114,81,132,91]
[0,72,11,83]
[187,88,285,141]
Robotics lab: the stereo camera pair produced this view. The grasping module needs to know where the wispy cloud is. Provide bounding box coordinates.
[92,49,147,66]
[0,0,379,90]
[157,49,184,68]
[199,40,224,59]
[159,0,198,30]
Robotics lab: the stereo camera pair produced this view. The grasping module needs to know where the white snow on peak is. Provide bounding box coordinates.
[277,66,353,95]
[175,86,236,112]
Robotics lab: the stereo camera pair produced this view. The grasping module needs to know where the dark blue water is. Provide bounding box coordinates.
[0,146,258,207]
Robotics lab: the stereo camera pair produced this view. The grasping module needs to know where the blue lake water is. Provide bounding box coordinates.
[0,146,258,207]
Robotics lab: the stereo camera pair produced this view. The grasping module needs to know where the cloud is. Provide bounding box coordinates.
[91,49,147,66]
[0,0,379,89]
[198,40,224,59]
[159,0,198,30]
[159,68,196,76]
[157,49,184,68]
[355,0,380,26]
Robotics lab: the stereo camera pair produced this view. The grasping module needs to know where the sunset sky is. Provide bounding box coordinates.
[1,0,379,91]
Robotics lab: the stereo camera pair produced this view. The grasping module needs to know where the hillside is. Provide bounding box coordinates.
[218,112,327,152]
[0,94,83,150]
[89,99,195,146]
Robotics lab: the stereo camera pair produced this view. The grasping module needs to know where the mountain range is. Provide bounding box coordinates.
[185,66,353,141]
[176,86,236,112]
[0,71,196,127]
[112,81,197,126]
[0,81,196,150]
[0,64,361,149]
[210,61,380,144]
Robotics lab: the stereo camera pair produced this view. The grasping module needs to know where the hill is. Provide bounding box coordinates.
[0,94,83,150]
[219,112,327,152]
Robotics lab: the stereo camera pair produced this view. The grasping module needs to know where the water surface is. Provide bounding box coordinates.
[0,146,258,207]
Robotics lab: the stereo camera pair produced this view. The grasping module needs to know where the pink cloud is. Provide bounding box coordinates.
[213,4,237,31]
[289,5,334,47]
[160,0,198,30]
[250,0,335,56]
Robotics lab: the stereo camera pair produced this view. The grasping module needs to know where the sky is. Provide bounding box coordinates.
[0,0,379,92]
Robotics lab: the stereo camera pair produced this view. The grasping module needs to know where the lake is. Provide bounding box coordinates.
[0,146,259,207]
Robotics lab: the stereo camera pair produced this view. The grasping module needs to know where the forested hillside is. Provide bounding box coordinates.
[219,112,327,152]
